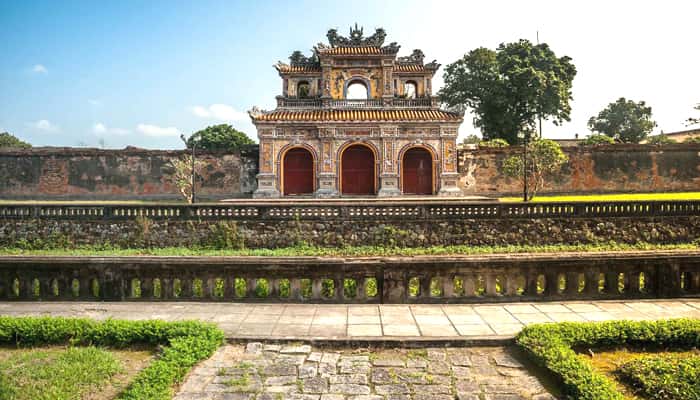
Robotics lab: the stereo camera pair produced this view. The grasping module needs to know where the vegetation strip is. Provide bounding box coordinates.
[515,319,700,400]
[0,316,224,400]
[0,241,698,257]
[499,191,700,202]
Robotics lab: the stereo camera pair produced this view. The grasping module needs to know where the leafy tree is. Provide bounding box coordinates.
[580,134,615,146]
[439,40,576,144]
[588,98,657,143]
[687,104,699,126]
[168,155,207,203]
[462,134,481,145]
[479,138,509,148]
[502,138,568,201]
[646,134,676,145]
[684,136,700,144]
[0,132,31,148]
[187,124,254,151]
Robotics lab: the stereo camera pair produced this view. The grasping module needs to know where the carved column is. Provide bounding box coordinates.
[377,125,401,197]
[437,126,462,196]
[315,126,339,197]
[253,127,281,198]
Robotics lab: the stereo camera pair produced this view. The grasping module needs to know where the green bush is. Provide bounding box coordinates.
[0,317,224,400]
[684,136,700,144]
[647,134,676,145]
[618,354,700,400]
[515,319,700,400]
[581,134,615,145]
[205,221,245,249]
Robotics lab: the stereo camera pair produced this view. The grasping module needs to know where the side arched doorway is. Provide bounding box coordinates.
[282,147,314,196]
[341,144,376,195]
[402,147,434,195]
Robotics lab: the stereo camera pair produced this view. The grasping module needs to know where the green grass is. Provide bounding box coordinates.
[618,354,700,400]
[500,191,700,202]
[0,346,122,400]
[1,241,697,257]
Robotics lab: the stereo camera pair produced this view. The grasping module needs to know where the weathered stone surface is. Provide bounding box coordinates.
[175,343,556,400]
[329,384,371,395]
[281,345,312,354]
[245,342,263,354]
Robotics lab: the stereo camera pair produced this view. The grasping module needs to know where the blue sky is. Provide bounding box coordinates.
[1,0,698,149]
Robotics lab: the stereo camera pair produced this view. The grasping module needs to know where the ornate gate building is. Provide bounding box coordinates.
[249,25,463,198]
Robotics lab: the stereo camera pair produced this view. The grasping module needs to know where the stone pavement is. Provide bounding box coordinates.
[175,342,557,400]
[1,299,698,340]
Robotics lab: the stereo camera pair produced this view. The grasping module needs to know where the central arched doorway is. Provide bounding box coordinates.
[341,144,375,195]
[283,147,314,196]
[402,147,433,195]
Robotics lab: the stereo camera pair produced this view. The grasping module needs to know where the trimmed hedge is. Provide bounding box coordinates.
[515,319,700,400]
[619,354,700,400]
[0,316,224,400]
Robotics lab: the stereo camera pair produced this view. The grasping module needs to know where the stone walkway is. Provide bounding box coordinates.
[1,299,698,340]
[175,343,556,400]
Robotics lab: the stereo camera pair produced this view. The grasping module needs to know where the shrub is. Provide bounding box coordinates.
[516,319,700,400]
[618,354,700,400]
[684,136,700,144]
[581,134,615,145]
[205,221,245,249]
[646,134,676,145]
[0,317,224,400]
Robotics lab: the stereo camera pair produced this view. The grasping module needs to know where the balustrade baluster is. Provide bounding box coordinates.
[485,274,498,297]
[290,279,301,300]
[443,275,454,298]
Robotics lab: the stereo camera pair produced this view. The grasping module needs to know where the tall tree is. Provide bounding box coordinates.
[502,138,568,201]
[188,124,254,151]
[439,40,576,144]
[0,132,31,148]
[588,98,656,143]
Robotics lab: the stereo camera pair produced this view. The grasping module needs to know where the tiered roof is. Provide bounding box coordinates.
[251,109,462,122]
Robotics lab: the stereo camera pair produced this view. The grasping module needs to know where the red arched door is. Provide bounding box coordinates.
[402,147,433,195]
[341,144,375,195]
[283,148,314,195]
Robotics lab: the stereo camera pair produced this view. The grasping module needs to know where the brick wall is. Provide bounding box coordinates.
[458,143,700,196]
[0,147,258,200]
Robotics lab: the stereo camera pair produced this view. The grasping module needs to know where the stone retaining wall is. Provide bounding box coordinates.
[2,216,698,249]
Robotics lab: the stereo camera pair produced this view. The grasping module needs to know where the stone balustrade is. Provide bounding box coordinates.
[1,200,699,221]
[1,252,698,303]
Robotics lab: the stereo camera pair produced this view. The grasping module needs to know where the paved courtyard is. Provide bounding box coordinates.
[1,299,698,340]
[175,343,556,400]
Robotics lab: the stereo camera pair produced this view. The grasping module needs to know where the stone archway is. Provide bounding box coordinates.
[340,144,376,195]
[282,147,314,195]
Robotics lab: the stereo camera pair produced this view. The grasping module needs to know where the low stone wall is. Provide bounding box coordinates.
[2,216,698,249]
[458,143,700,196]
[0,146,258,200]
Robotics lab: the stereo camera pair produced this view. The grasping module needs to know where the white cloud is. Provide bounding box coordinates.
[190,103,247,121]
[31,64,48,74]
[137,123,180,137]
[93,122,130,135]
[28,119,59,132]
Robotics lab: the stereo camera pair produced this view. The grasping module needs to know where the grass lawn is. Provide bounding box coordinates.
[500,191,700,202]
[0,346,153,400]
[0,241,697,257]
[584,347,700,400]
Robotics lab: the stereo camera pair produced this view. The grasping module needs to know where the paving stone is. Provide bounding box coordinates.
[308,352,323,362]
[264,344,282,352]
[339,355,370,363]
[406,359,428,368]
[288,395,322,400]
[321,353,341,364]
[372,357,405,367]
[319,363,337,376]
[282,345,313,354]
[264,385,300,394]
[245,342,264,354]
[320,395,345,400]
[216,394,256,400]
[531,394,557,400]
[339,363,371,374]
[456,394,481,400]
[412,394,454,400]
[374,384,411,394]
[299,363,318,379]
[347,396,382,400]
[265,376,298,386]
[426,361,451,374]
[262,364,297,376]
[279,354,308,366]
[329,384,371,395]
[492,353,523,368]
[483,395,523,400]
[455,380,480,392]
[303,377,330,394]
[329,374,369,385]
[385,395,410,400]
